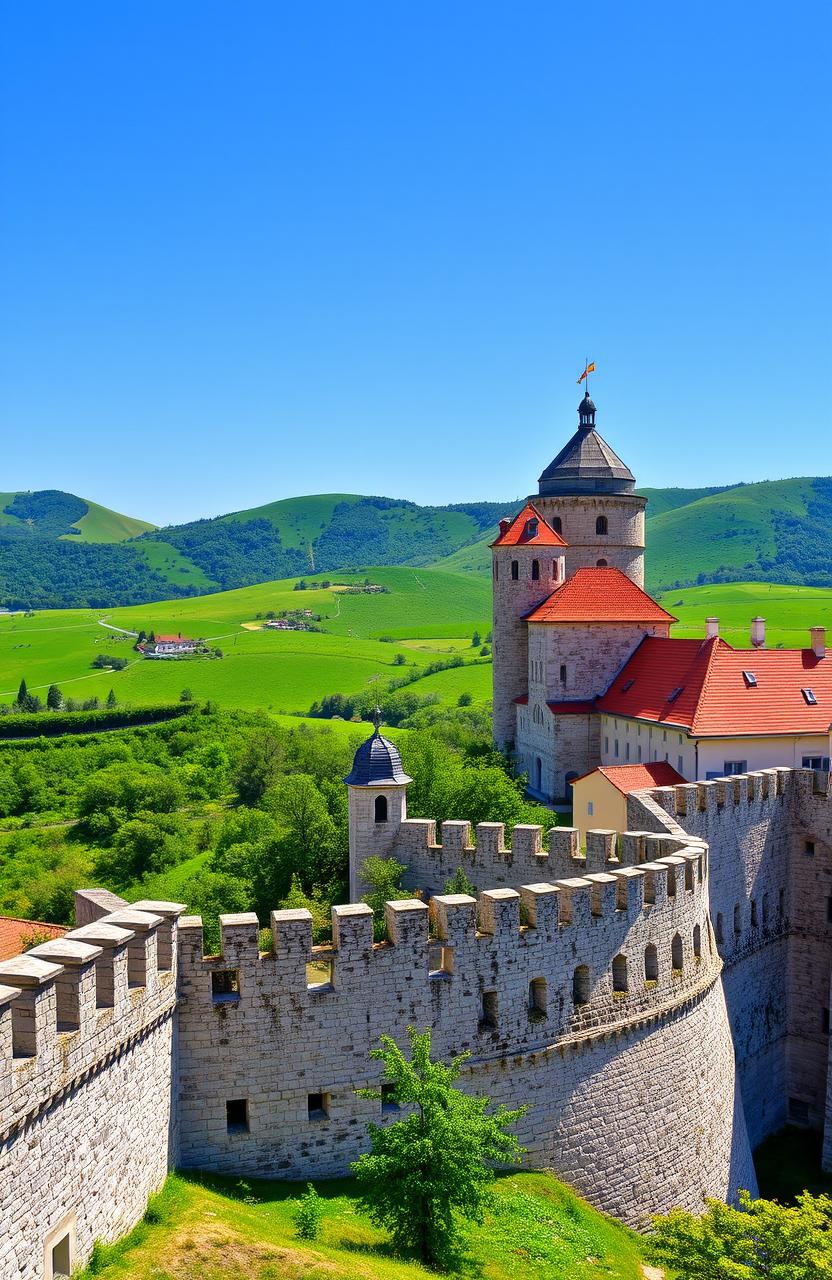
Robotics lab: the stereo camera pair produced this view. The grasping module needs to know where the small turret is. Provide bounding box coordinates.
[345,709,412,897]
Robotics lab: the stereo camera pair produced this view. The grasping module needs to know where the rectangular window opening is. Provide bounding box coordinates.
[480,989,499,1030]
[308,1091,330,1120]
[307,958,333,990]
[805,841,816,858]
[211,969,240,1002]
[428,943,454,977]
[381,1082,399,1112]
[802,688,818,705]
[51,1234,72,1280]
[226,1098,249,1134]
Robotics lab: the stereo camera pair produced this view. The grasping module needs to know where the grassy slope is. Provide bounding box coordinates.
[77,1171,646,1280]
[66,499,157,543]
[657,580,832,649]
[646,477,817,591]
[638,484,731,518]
[222,493,364,547]
[0,568,491,713]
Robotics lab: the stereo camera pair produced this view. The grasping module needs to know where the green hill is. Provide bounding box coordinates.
[74,1169,647,1280]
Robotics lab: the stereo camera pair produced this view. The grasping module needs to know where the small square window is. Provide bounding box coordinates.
[308,1092,329,1120]
[587,800,594,816]
[307,958,333,990]
[381,1083,399,1112]
[212,969,240,1002]
[226,1099,249,1134]
[801,688,817,705]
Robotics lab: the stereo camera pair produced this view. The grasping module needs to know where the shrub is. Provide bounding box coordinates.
[294,1183,323,1240]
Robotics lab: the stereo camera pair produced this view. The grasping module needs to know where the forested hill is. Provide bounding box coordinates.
[1,479,831,608]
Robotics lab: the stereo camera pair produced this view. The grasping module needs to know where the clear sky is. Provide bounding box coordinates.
[1,1,829,526]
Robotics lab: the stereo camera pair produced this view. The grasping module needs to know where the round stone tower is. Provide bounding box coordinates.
[345,710,412,898]
[534,393,646,586]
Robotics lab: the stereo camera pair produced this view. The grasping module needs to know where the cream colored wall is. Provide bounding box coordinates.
[598,715,830,782]
[570,773,627,840]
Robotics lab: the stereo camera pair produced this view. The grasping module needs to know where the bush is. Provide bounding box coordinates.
[294,1183,324,1240]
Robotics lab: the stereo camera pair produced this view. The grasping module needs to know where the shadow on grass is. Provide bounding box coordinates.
[754,1126,832,1202]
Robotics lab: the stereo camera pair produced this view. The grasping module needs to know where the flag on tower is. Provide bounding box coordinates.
[577,361,596,384]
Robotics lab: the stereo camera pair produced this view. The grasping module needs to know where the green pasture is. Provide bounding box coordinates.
[0,567,491,714]
[66,499,157,543]
[657,581,832,649]
[135,539,217,590]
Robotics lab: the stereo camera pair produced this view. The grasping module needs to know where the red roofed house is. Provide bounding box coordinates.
[0,916,66,962]
[143,633,198,658]
[569,762,686,838]
[491,390,832,801]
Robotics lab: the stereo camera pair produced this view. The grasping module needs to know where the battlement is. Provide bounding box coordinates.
[391,816,697,896]
[0,898,185,1145]
[178,838,712,1053]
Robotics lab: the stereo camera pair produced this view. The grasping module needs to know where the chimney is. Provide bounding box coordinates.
[498,518,511,536]
[751,617,766,649]
[706,617,719,640]
[811,627,826,659]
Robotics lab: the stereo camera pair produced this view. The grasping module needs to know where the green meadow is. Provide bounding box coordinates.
[656,581,832,649]
[0,567,492,715]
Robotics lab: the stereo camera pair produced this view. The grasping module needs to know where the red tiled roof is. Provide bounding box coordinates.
[0,916,66,962]
[525,568,677,625]
[598,635,832,737]
[547,700,596,715]
[570,762,686,794]
[490,502,567,548]
[155,634,193,643]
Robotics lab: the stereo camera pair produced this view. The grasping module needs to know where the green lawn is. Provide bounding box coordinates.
[657,581,832,649]
[0,568,491,714]
[76,1171,647,1280]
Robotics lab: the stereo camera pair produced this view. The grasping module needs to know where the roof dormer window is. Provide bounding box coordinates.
[526,518,538,538]
[621,679,635,692]
[742,671,757,688]
[667,687,684,704]
[802,688,818,705]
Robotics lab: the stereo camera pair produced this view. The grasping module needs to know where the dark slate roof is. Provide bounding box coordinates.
[538,398,636,496]
[344,729,412,786]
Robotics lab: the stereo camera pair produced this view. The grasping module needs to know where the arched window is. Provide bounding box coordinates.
[374,795,388,824]
[596,558,608,567]
[511,560,519,580]
[596,516,608,536]
[551,515,562,533]
[644,943,658,982]
[693,924,701,958]
[528,977,547,1016]
[531,559,540,581]
[612,954,628,993]
[572,965,590,1006]
[671,933,683,972]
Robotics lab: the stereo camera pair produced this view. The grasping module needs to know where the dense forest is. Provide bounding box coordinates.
[0,707,551,947]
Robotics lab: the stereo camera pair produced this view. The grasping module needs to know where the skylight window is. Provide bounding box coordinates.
[802,688,818,705]
[667,687,684,703]
[621,679,635,692]
[742,671,757,688]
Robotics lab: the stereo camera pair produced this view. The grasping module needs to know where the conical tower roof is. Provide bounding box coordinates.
[538,394,636,496]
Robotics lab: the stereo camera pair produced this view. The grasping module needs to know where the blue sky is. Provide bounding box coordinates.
[1,1,829,526]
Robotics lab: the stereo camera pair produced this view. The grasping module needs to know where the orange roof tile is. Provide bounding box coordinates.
[570,762,687,793]
[0,916,66,962]
[490,502,567,548]
[525,568,677,625]
[598,636,832,737]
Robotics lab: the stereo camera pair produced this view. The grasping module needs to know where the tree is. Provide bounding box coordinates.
[361,855,407,940]
[471,630,481,647]
[16,678,27,708]
[457,692,472,707]
[106,688,117,708]
[351,1027,526,1268]
[649,1189,832,1280]
[444,866,476,897]
[180,687,193,702]
[46,684,62,710]
[267,773,340,891]
[234,728,286,805]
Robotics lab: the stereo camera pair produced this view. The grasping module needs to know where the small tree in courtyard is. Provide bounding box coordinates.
[351,1026,526,1268]
[649,1188,832,1280]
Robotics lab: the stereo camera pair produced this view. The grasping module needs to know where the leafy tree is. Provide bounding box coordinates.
[471,630,481,647]
[234,728,286,805]
[266,772,340,892]
[294,1184,323,1240]
[46,684,62,710]
[444,866,477,897]
[393,653,406,666]
[106,688,117,709]
[180,687,193,702]
[279,873,331,942]
[361,855,408,941]
[457,692,472,707]
[352,1027,526,1268]
[649,1189,832,1279]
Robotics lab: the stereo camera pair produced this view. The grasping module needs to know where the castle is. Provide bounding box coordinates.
[1,396,832,1280]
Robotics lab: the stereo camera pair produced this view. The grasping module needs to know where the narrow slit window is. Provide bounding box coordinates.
[528,976,547,1017]
[612,954,628,993]
[596,516,608,535]
[644,944,658,982]
[671,933,683,972]
[531,558,540,581]
[480,989,499,1029]
[511,560,519,581]
[374,794,388,823]
[572,965,590,1006]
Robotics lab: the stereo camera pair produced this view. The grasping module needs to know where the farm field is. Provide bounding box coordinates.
[656,581,832,649]
[0,567,491,714]
[75,1170,647,1280]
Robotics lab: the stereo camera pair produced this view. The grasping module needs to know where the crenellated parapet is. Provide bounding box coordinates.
[0,897,185,1147]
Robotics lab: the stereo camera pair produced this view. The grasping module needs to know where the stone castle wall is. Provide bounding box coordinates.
[176,837,757,1227]
[0,898,183,1280]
